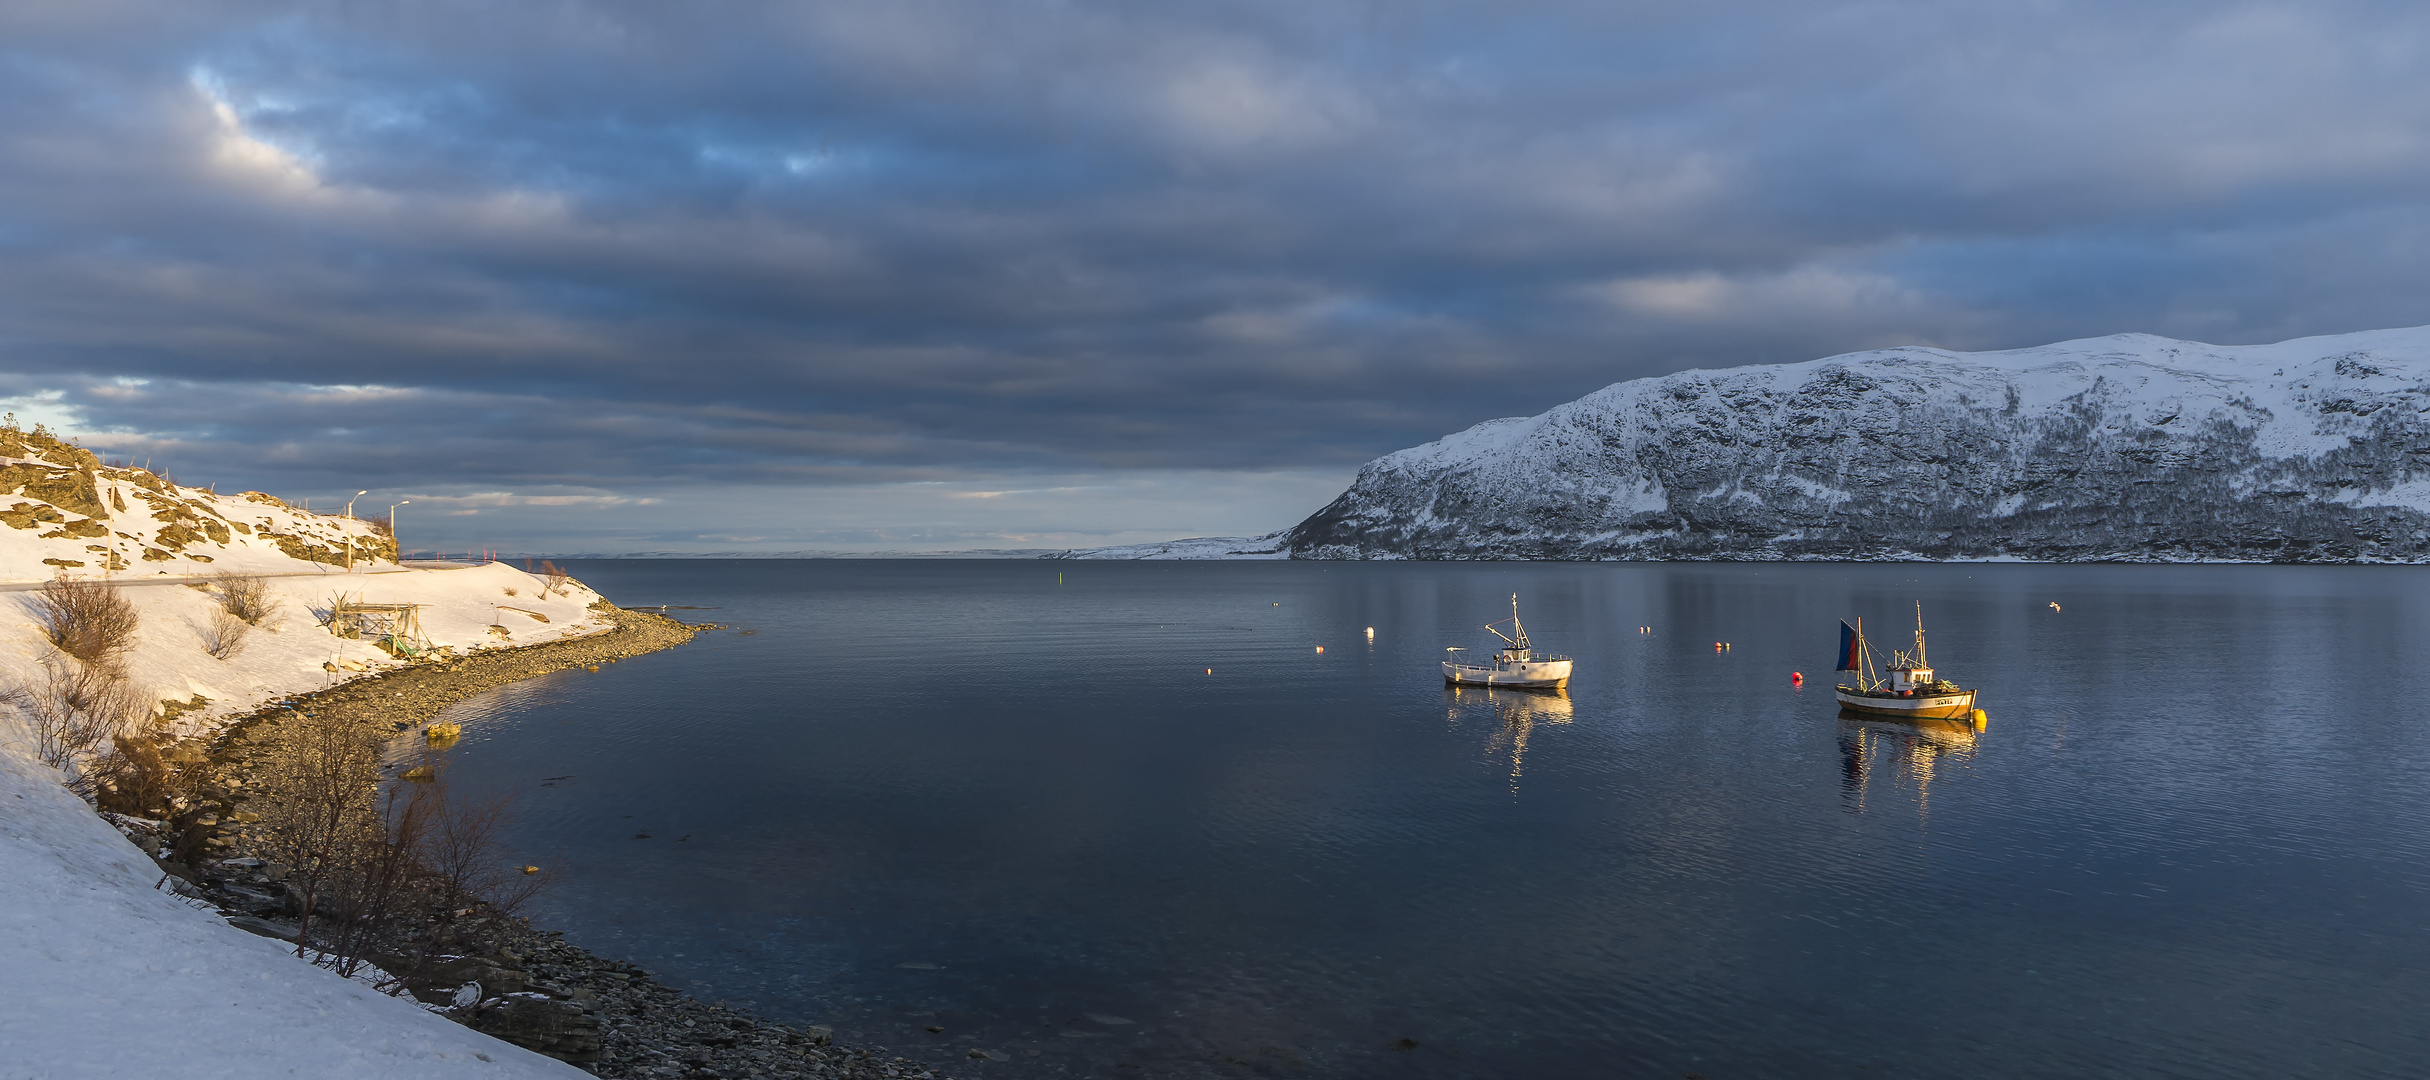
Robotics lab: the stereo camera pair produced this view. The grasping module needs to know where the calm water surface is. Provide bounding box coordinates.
[437,560,2430,1078]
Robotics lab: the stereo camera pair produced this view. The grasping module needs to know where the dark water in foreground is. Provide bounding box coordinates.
[439,560,2430,1079]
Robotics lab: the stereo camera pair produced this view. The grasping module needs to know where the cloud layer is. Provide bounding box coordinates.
[7,1,2430,550]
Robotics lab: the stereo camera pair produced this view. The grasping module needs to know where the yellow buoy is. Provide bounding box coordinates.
[1970,708,1988,728]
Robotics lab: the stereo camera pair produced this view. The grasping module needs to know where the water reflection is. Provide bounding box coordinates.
[1446,686,1573,794]
[1837,714,1980,815]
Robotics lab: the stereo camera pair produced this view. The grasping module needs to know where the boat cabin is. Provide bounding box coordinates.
[1888,665,1933,692]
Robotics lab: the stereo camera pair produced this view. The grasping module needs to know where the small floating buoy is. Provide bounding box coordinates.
[1970,708,1988,728]
[1205,668,1212,675]
[1714,642,1723,651]
[521,865,540,875]
[2048,602,2061,612]
[1791,671,1803,685]
[1315,646,1324,653]
[1366,627,1375,639]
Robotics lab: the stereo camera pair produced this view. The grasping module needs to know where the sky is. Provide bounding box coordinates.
[8,1,2430,554]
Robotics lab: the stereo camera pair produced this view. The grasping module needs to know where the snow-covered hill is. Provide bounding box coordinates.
[0,425,397,581]
[0,427,617,1076]
[1274,327,2430,561]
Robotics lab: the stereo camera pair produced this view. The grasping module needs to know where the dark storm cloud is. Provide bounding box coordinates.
[7,1,2430,548]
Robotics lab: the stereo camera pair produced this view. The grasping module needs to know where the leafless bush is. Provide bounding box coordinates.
[2,655,141,774]
[33,576,139,667]
[538,560,572,599]
[252,709,383,959]
[201,607,250,660]
[300,746,551,984]
[364,514,393,538]
[212,571,282,625]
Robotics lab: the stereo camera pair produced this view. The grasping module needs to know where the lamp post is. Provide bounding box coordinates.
[343,491,369,570]
[390,501,409,565]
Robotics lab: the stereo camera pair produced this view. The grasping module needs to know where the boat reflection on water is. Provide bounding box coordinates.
[1837,712,1980,815]
[1446,686,1573,794]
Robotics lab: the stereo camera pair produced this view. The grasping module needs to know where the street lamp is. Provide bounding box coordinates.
[343,491,370,571]
[390,501,409,565]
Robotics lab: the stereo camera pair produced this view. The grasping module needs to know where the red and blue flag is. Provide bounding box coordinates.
[1836,621,1861,670]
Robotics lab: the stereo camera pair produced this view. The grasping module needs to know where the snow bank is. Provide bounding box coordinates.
[0,716,583,1078]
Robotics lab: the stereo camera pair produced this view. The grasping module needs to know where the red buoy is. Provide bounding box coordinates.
[1791,671,1804,685]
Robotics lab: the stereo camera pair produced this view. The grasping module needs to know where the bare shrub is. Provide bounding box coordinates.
[287,746,551,984]
[538,560,571,599]
[33,576,139,666]
[320,780,434,980]
[381,759,549,990]
[252,710,383,958]
[201,607,250,660]
[1,656,141,774]
[364,514,393,538]
[212,571,282,625]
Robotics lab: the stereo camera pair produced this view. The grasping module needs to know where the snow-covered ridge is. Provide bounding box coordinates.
[1279,326,2430,561]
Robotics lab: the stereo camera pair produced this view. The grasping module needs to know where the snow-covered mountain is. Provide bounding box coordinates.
[1079,327,2430,561]
[1289,327,2430,561]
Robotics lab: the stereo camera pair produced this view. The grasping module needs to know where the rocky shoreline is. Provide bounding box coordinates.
[110,601,951,1080]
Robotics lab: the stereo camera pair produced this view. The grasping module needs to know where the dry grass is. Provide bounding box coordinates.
[89,732,215,858]
[538,560,572,599]
[33,575,139,667]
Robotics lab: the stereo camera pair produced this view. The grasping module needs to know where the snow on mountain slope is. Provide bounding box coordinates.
[1283,327,2430,561]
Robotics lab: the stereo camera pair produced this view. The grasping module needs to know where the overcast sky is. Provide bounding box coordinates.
[8,1,2430,553]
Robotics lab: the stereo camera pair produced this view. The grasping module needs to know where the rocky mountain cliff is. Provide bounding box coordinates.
[1272,327,2430,561]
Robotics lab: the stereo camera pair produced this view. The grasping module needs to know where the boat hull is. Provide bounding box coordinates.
[1835,686,1976,720]
[1444,659,1572,689]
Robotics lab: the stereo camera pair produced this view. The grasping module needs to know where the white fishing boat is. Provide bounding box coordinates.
[1834,604,1981,723]
[1443,595,1573,689]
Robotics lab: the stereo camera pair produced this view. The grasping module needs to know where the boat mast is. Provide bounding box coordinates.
[1914,601,1927,669]
[1858,616,1879,691]
[1509,594,1529,650]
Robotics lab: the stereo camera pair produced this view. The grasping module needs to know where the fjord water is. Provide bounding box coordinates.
[440,561,2430,1078]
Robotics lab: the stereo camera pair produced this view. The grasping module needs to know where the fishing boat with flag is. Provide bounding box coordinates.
[1442,594,1573,689]
[1834,604,1981,723]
